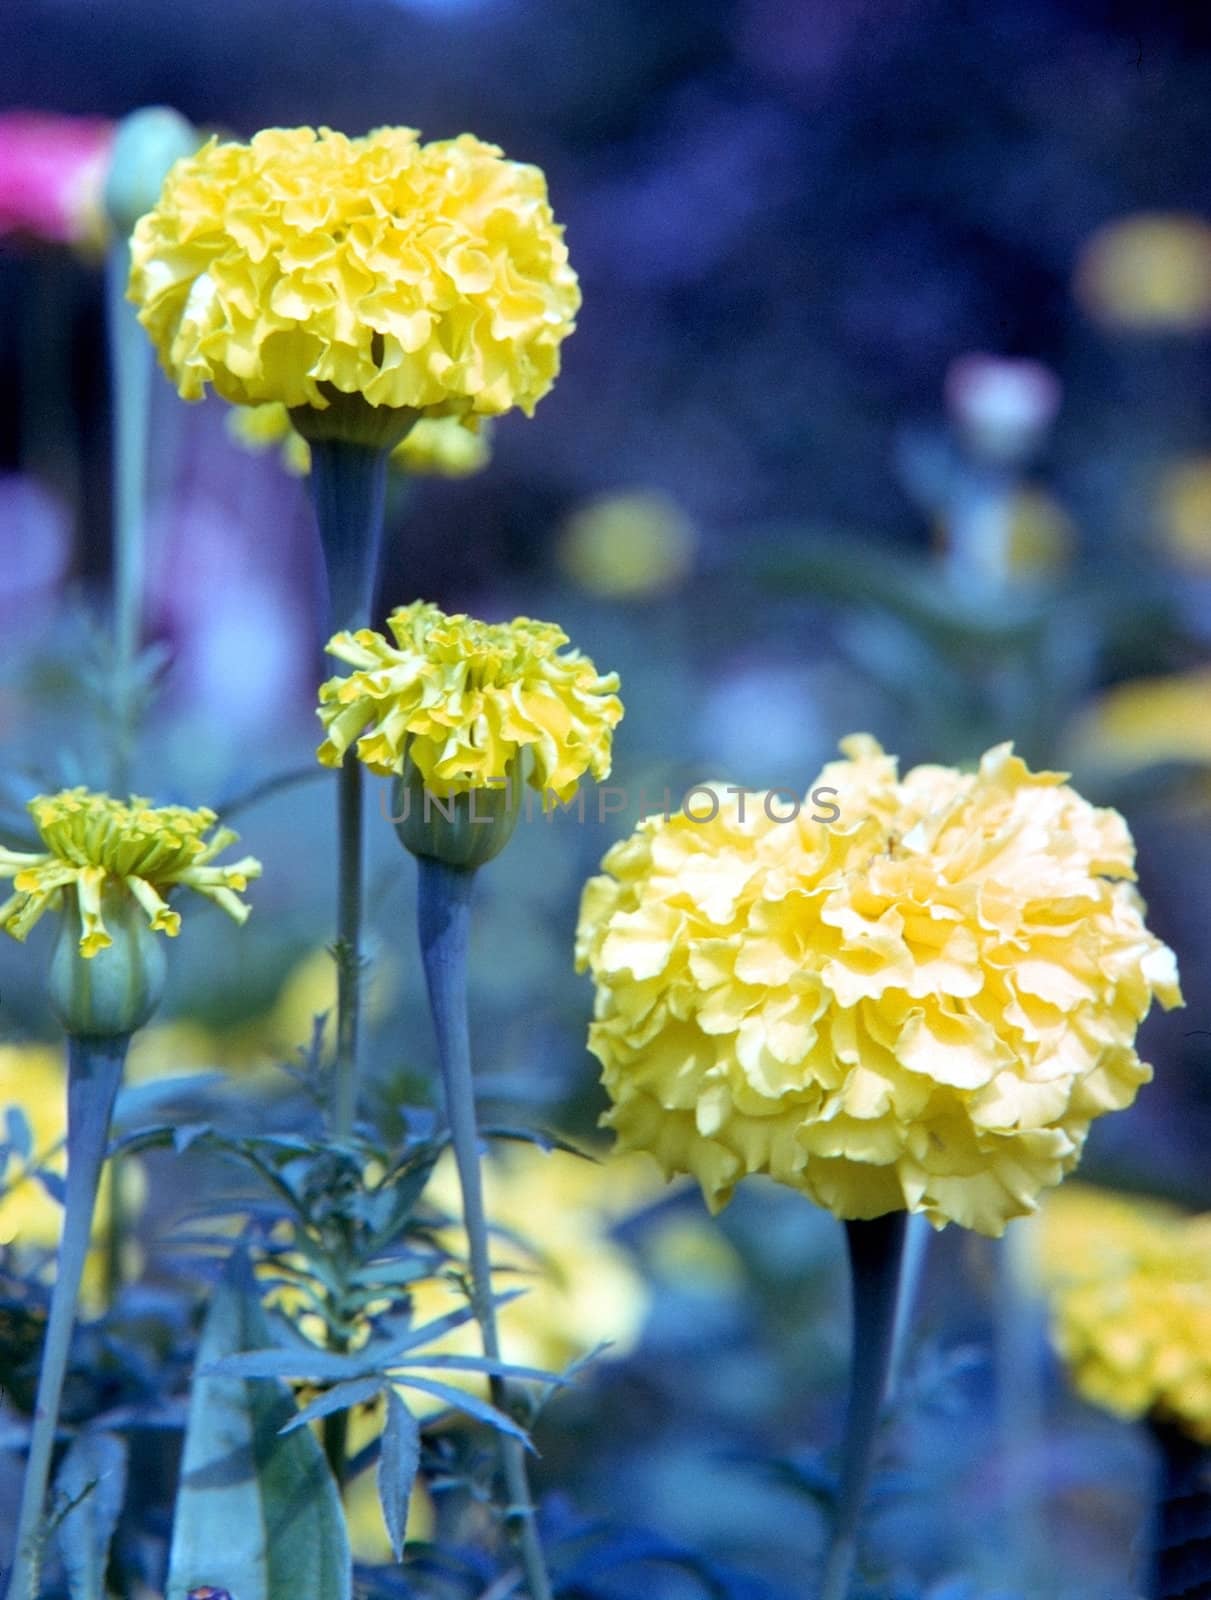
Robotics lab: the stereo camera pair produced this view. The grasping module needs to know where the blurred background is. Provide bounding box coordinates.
[3,1,1211,1595]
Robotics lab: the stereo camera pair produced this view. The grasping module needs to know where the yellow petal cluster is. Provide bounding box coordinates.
[575,737,1181,1236]
[228,401,492,479]
[129,126,580,416]
[0,789,262,957]
[317,601,623,800]
[1037,1185,1211,1441]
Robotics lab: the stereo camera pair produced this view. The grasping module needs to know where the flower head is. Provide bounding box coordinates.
[228,401,491,479]
[0,789,261,957]
[317,601,623,801]
[1075,212,1211,332]
[575,737,1181,1236]
[129,125,580,417]
[1037,1185,1211,1441]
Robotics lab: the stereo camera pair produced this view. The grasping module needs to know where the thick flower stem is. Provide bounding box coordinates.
[416,857,553,1600]
[1145,1421,1211,1598]
[6,1035,128,1600]
[305,438,391,1146]
[819,1212,909,1600]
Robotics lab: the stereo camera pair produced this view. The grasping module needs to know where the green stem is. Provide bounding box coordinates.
[6,1035,128,1600]
[819,1212,909,1600]
[105,235,153,798]
[305,439,391,1146]
[416,858,552,1600]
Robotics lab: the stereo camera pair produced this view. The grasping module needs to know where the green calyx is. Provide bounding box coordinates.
[48,887,166,1039]
[392,754,523,872]
[290,390,421,453]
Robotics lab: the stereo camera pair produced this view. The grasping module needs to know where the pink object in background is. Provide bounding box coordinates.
[0,111,114,250]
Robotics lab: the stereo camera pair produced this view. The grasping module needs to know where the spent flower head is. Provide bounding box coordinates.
[129,125,580,418]
[576,737,1181,1237]
[317,601,623,802]
[0,788,261,958]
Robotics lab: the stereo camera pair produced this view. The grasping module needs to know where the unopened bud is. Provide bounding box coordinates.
[103,106,198,237]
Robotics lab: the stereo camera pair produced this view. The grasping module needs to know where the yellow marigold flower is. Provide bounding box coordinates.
[1037,1185,1211,1441]
[576,737,1181,1237]
[317,601,623,801]
[0,789,261,957]
[129,125,579,417]
[228,401,491,479]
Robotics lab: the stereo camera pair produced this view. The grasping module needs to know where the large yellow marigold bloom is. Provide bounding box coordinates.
[227,401,491,478]
[0,789,261,957]
[575,737,1181,1236]
[1037,1185,1211,1441]
[317,601,623,800]
[129,126,579,417]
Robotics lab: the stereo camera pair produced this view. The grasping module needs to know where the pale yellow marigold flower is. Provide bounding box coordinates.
[1036,1185,1211,1441]
[227,401,491,479]
[316,601,623,801]
[0,789,261,958]
[129,125,580,417]
[576,737,1181,1237]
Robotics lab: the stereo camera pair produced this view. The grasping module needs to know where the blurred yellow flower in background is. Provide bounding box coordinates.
[558,490,697,599]
[0,789,260,957]
[1156,455,1211,572]
[577,737,1181,1236]
[1075,212,1211,331]
[1037,1185,1211,1441]
[227,403,492,480]
[1067,668,1211,779]
[130,125,580,417]
[318,601,623,801]
[411,1143,659,1384]
[0,1043,142,1309]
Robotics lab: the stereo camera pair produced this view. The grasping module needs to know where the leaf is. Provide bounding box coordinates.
[53,1430,128,1600]
[378,1388,420,1562]
[207,1347,378,1384]
[393,1376,532,1446]
[279,1376,383,1433]
[166,1250,351,1600]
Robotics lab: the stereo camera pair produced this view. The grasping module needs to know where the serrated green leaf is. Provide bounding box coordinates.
[166,1251,351,1600]
[53,1430,128,1600]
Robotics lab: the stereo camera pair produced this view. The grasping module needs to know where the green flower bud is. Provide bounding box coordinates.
[48,886,166,1039]
[103,106,199,238]
[392,753,522,871]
